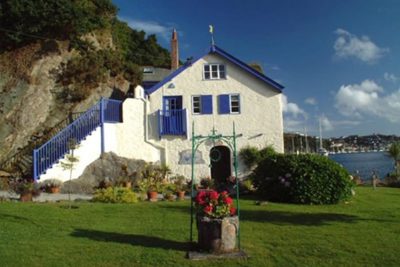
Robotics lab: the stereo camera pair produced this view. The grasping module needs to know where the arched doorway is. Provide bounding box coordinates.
[210,146,232,185]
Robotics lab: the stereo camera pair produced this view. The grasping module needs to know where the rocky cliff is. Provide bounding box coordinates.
[0,35,130,175]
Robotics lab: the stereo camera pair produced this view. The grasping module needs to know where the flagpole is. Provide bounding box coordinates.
[209,25,215,46]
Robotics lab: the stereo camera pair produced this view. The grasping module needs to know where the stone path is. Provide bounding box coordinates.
[0,191,92,202]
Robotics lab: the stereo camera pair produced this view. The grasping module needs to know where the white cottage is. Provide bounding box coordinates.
[35,30,284,182]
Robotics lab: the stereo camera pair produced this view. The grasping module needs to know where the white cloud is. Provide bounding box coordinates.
[282,95,306,118]
[335,79,400,122]
[282,95,308,132]
[384,72,398,82]
[305,97,317,106]
[119,17,174,41]
[320,114,333,131]
[333,28,388,63]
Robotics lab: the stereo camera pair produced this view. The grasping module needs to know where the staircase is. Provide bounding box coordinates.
[33,98,122,180]
[0,112,85,178]
[0,98,122,180]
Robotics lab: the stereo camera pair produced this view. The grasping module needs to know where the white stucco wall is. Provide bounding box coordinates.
[113,98,161,162]
[147,53,284,180]
[39,126,103,182]
[39,99,162,182]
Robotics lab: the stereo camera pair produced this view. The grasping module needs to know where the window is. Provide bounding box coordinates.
[192,95,213,115]
[192,96,201,114]
[230,94,240,113]
[218,94,240,114]
[204,64,226,80]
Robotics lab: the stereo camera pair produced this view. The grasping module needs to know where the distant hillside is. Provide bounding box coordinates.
[0,0,171,173]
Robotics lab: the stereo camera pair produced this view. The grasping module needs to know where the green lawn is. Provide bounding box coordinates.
[0,187,399,267]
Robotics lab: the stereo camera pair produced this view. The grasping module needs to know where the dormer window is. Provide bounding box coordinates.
[143,67,154,74]
[204,64,226,80]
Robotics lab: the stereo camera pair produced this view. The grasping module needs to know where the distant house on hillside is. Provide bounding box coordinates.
[35,28,284,182]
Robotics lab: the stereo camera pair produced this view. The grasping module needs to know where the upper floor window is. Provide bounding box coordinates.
[204,64,226,80]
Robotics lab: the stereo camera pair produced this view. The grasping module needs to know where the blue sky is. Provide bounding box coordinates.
[113,0,400,137]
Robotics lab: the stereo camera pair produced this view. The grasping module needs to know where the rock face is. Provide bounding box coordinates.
[61,152,148,194]
[0,36,130,173]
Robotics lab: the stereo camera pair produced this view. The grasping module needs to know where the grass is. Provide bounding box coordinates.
[0,187,399,267]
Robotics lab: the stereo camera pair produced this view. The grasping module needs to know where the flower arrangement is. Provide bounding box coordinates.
[194,190,236,218]
[40,179,62,193]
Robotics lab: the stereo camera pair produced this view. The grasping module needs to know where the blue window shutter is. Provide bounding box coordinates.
[201,95,212,114]
[218,94,230,114]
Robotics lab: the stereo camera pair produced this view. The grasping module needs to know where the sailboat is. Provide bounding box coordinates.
[317,118,329,156]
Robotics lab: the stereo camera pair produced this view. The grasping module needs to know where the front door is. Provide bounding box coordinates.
[210,146,232,186]
[163,96,182,114]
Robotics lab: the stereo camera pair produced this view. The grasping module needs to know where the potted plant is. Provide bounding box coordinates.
[140,163,167,202]
[10,179,41,202]
[147,182,161,201]
[171,175,187,200]
[194,190,237,253]
[42,179,62,193]
[163,183,176,201]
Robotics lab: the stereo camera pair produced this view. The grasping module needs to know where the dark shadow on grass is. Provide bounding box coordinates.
[71,229,189,251]
[240,210,359,226]
[0,213,40,226]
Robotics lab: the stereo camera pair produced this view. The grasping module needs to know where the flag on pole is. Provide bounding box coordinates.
[209,25,215,45]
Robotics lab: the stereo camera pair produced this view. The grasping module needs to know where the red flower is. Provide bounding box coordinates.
[230,206,236,215]
[195,191,207,205]
[220,191,228,196]
[224,196,233,205]
[203,205,213,214]
[208,190,219,200]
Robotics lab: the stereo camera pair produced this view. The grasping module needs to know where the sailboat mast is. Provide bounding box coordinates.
[319,118,323,149]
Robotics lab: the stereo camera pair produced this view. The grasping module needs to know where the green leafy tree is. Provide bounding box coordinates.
[388,142,400,176]
[0,0,117,50]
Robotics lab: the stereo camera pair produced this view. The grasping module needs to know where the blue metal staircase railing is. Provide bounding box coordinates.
[33,98,122,180]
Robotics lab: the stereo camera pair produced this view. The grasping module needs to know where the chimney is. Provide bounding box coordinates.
[171,28,179,70]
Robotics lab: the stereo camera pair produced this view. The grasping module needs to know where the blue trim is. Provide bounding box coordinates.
[211,45,284,92]
[100,98,105,154]
[146,53,208,95]
[158,109,187,136]
[219,94,230,114]
[33,149,38,180]
[147,45,284,95]
[201,95,213,114]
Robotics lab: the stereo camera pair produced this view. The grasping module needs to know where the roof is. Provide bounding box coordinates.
[146,45,284,95]
[142,67,172,82]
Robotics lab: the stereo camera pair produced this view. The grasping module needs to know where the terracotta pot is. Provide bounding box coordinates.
[147,191,158,202]
[176,191,185,200]
[20,192,33,202]
[197,216,238,253]
[164,194,175,201]
[50,187,60,194]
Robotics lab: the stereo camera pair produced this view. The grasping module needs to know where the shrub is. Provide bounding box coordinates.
[384,174,400,188]
[239,145,276,169]
[92,187,138,203]
[252,154,354,204]
[239,146,260,169]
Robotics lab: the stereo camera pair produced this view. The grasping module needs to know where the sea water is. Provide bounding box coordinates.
[329,152,394,181]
